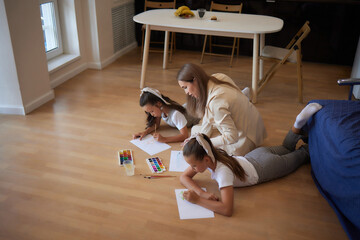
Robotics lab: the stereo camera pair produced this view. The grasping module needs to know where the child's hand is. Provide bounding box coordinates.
[200,192,219,201]
[153,133,165,142]
[183,190,200,204]
[133,131,147,140]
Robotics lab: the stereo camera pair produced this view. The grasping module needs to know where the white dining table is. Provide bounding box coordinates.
[133,9,283,103]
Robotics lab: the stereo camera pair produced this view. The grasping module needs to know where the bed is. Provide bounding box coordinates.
[306,99,360,239]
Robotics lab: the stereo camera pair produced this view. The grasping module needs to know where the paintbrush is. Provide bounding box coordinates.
[144,175,176,179]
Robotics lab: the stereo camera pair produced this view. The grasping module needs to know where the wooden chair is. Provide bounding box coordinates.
[258,21,311,103]
[200,1,243,67]
[141,0,176,62]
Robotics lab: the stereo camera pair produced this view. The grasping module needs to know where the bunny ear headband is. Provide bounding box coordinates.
[140,87,171,105]
[184,133,215,163]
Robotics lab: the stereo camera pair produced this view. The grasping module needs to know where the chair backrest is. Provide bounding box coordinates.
[144,0,176,10]
[286,21,311,51]
[210,1,242,13]
[280,21,311,64]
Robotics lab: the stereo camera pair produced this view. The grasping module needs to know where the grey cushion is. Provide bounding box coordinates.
[261,46,297,63]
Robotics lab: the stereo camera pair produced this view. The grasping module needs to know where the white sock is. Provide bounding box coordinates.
[294,103,322,129]
[242,87,250,100]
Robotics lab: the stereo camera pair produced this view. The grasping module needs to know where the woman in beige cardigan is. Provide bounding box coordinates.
[177,63,267,156]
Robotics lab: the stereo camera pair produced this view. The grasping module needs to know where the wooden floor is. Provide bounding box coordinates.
[0,48,352,240]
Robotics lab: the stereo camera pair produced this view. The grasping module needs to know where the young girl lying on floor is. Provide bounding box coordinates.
[180,103,322,216]
[133,87,199,143]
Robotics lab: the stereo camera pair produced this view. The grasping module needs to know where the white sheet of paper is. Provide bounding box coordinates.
[130,134,171,155]
[169,151,190,172]
[175,188,215,220]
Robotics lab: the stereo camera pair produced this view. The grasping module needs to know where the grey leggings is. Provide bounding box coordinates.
[244,130,309,184]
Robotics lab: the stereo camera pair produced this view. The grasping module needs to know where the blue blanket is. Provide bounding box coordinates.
[307,100,360,239]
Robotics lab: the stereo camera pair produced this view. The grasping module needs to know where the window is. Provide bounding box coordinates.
[39,0,63,60]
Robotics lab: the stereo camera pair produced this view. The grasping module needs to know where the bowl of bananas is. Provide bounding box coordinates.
[174,6,194,18]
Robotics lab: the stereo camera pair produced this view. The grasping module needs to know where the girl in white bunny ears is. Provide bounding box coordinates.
[133,87,199,143]
[180,103,322,216]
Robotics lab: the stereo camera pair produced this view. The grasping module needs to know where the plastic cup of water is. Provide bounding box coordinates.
[124,160,135,176]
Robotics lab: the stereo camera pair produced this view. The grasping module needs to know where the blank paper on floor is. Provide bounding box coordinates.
[130,135,171,155]
[175,189,215,220]
[169,151,190,172]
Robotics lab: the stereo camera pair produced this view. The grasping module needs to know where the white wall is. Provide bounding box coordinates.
[0,0,24,115]
[95,0,115,63]
[1,0,54,115]
[352,37,360,99]
[59,0,80,55]
[87,0,137,69]
[85,0,101,68]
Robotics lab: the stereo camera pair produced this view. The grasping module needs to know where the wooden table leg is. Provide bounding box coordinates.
[252,34,259,103]
[140,25,151,89]
[163,31,169,69]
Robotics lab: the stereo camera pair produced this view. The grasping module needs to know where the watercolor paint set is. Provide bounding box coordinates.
[118,149,133,166]
[146,157,166,173]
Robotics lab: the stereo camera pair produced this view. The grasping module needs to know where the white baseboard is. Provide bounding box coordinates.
[87,61,102,70]
[0,90,55,115]
[0,105,25,115]
[50,63,88,88]
[24,90,55,114]
[87,42,137,70]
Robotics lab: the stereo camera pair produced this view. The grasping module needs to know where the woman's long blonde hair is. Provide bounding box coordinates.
[183,133,246,181]
[177,63,240,118]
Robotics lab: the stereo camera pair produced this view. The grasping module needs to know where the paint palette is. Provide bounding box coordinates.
[118,149,133,166]
[146,157,166,173]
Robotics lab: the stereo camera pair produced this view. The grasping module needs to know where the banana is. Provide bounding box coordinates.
[180,9,194,17]
[178,6,190,12]
[174,5,191,17]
